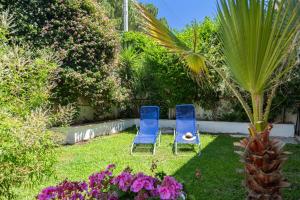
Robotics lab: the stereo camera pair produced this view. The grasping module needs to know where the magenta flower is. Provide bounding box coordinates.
[37,180,89,200]
[37,164,183,200]
[131,178,144,192]
[130,173,157,193]
[158,186,171,200]
[157,176,183,200]
[112,171,133,192]
[106,164,116,171]
[37,186,57,200]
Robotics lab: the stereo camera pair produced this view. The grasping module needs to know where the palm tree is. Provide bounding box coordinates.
[136,0,300,199]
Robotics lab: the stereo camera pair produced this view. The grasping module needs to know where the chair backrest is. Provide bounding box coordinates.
[140,106,160,135]
[176,104,196,135]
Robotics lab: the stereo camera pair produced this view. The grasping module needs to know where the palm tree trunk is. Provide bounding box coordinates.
[251,94,264,129]
[235,125,290,200]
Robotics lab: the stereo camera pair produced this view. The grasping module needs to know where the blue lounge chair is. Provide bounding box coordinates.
[131,106,161,155]
[174,104,201,155]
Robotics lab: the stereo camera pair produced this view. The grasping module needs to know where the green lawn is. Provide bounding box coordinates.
[23,131,300,200]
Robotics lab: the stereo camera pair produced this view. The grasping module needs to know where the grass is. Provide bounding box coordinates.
[22,130,300,200]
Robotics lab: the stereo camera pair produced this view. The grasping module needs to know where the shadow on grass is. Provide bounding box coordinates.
[132,144,155,154]
[172,135,244,200]
[132,138,198,155]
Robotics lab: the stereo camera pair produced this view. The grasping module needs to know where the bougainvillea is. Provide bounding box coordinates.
[37,164,184,200]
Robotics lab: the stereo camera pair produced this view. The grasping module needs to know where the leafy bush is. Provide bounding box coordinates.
[37,164,184,200]
[0,10,11,43]
[49,104,78,127]
[268,65,300,122]
[0,45,57,116]
[0,110,56,199]
[0,12,57,199]
[120,31,221,117]
[0,0,125,118]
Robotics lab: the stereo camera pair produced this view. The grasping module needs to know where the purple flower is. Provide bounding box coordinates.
[71,193,84,200]
[143,179,154,191]
[37,186,57,200]
[112,171,133,192]
[131,178,144,192]
[158,186,171,200]
[90,189,100,198]
[37,164,183,200]
[79,182,88,191]
[157,176,183,200]
[106,164,116,171]
[37,180,89,200]
[130,174,157,193]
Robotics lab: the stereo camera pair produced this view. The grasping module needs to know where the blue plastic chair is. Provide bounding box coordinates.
[174,104,201,155]
[131,106,161,155]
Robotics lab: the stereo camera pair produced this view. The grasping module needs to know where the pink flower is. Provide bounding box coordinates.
[158,186,171,199]
[131,179,144,192]
[106,164,116,171]
[112,171,133,192]
[130,174,157,193]
[37,164,183,200]
[158,176,183,199]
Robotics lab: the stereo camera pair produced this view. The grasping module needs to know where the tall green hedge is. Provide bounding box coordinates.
[120,31,221,117]
[0,0,124,118]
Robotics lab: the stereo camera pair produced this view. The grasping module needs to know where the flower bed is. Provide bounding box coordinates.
[37,164,184,200]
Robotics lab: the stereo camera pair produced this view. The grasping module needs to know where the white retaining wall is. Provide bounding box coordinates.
[134,119,295,138]
[53,119,136,144]
[54,119,295,144]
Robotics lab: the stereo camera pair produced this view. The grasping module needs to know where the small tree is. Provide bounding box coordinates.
[137,0,300,199]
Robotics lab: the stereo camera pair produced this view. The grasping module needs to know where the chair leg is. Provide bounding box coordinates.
[153,143,156,155]
[198,143,202,157]
[174,142,178,155]
[130,143,135,155]
[158,133,161,146]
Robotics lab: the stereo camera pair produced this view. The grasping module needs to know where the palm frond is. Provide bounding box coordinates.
[135,3,207,74]
[218,0,300,94]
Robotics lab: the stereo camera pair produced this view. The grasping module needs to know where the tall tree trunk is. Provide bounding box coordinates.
[235,125,290,200]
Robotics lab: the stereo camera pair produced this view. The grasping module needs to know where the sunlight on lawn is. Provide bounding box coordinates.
[20,132,300,200]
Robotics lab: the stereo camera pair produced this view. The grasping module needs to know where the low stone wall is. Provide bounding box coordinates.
[53,119,136,144]
[53,119,295,144]
[135,119,295,138]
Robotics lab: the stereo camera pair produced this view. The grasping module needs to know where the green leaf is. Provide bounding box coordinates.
[135,3,207,74]
[218,0,300,94]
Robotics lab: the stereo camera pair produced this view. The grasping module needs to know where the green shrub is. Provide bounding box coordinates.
[0,45,57,116]
[0,0,125,118]
[49,104,78,127]
[0,13,57,199]
[120,31,221,117]
[0,10,11,43]
[0,110,56,199]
